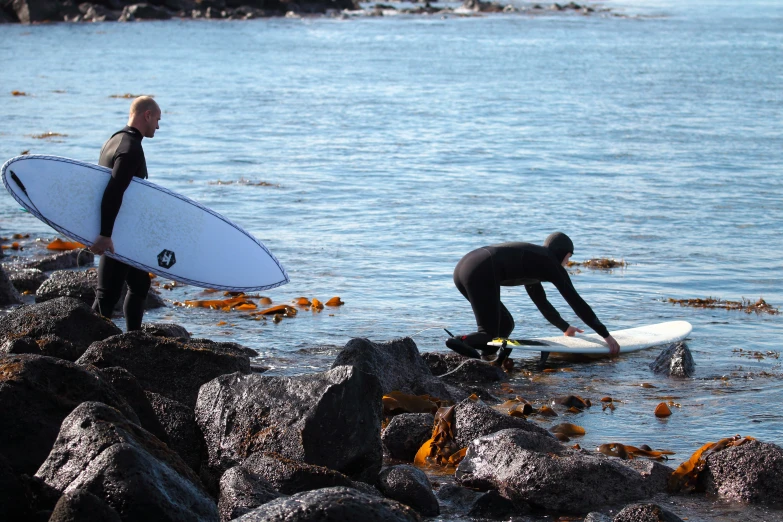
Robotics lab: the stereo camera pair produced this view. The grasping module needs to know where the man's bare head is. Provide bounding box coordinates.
[128,96,161,139]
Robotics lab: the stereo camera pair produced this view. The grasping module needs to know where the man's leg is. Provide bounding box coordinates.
[453,249,504,351]
[92,255,128,319]
[123,266,151,331]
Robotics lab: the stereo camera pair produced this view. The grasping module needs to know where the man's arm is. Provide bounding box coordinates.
[90,151,140,255]
[525,283,570,332]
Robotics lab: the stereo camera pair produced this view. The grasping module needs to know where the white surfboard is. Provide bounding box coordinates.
[2,154,289,292]
[488,321,692,355]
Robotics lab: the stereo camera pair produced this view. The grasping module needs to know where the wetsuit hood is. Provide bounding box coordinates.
[544,232,574,263]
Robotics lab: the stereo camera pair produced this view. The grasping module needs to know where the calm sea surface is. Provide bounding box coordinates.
[1,1,782,519]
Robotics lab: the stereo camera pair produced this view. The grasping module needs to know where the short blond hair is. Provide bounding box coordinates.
[130,96,159,117]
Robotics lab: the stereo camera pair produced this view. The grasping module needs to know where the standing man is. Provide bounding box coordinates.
[447,232,621,358]
[90,96,161,331]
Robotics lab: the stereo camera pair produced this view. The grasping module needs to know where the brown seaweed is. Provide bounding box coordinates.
[668,435,754,493]
[46,238,85,251]
[109,93,152,98]
[597,443,674,461]
[654,402,672,417]
[414,405,466,470]
[325,297,344,306]
[208,178,279,187]
[550,423,586,436]
[382,391,441,415]
[183,296,256,311]
[567,258,626,269]
[667,296,779,315]
[30,132,68,139]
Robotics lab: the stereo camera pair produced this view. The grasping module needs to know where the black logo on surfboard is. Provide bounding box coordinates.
[158,249,176,269]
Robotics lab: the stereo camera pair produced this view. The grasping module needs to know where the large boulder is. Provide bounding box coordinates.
[35,401,218,521]
[98,366,169,443]
[377,465,438,517]
[332,337,452,400]
[453,398,552,448]
[0,264,23,306]
[119,2,172,19]
[48,489,122,522]
[241,452,357,494]
[0,297,121,352]
[77,331,251,407]
[650,342,695,377]
[10,0,62,23]
[141,321,190,339]
[196,365,383,484]
[437,358,506,384]
[0,354,138,475]
[232,486,420,522]
[613,503,685,522]
[35,269,165,310]
[145,391,203,472]
[20,250,94,271]
[455,429,671,513]
[381,413,434,461]
[7,267,47,293]
[218,466,281,522]
[697,439,783,506]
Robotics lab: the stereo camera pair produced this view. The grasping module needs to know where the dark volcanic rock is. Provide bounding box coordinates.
[218,466,281,522]
[0,454,32,522]
[420,352,464,376]
[650,342,695,378]
[35,401,218,521]
[0,336,41,355]
[242,452,357,494]
[7,267,47,293]
[77,330,251,407]
[49,489,122,522]
[332,337,452,400]
[196,365,383,484]
[466,489,520,519]
[698,439,783,507]
[98,366,169,443]
[11,0,63,23]
[119,2,172,19]
[0,334,82,361]
[0,354,138,475]
[378,465,438,517]
[0,297,121,351]
[455,429,665,513]
[145,391,203,473]
[35,269,97,305]
[142,321,190,339]
[20,250,94,271]
[232,486,420,522]
[438,358,506,384]
[453,398,552,448]
[0,264,23,305]
[78,2,120,21]
[613,503,684,522]
[381,413,434,461]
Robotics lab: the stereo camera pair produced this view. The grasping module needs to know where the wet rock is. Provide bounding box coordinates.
[621,459,674,496]
[438,358,506,384]
[698,439,783,507]
[218,466,281,522]
[381,413,434,461]
[420,351,464,376]
[77,330,251,407]
[378,465,438,517]
[119,2,172,19]
[98,366,169,443]
[7,267,47,293]
[613,503,684,521]
[0,264,23,306]
[36,401,218,521]
[10,0,62,23]
[455,428,662,513]
[650,342,695,378]
[20,250,94,272]
[584,513,612,522]
[0,454,32,522]
[1,334,83,361]
[0,336,41,355]
[78,2,120,21]
[142,321,190,339]
[242,452,357,494]
[333,337,453,400]
[232,486,420,521]
[466,489,520,519]
[196,365,383,484]
[35,269,97,305]
[145,391,203,473]
[453,398,553,448]
[49,489,122,522]
[0,354,138,475]
[0,297,121,352]
[461,0,504,12]
[18,473,62,517]
[435,483,483,512]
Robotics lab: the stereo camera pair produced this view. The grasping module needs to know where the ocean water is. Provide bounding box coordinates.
[1,1,782,519]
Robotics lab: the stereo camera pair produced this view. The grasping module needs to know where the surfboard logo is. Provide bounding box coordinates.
[158,249,176,269]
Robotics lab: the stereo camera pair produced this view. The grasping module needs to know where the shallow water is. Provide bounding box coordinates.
[1,0,782,519]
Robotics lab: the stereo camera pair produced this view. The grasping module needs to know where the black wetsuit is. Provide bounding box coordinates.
[91,126,150,331]
[453,241,609,350]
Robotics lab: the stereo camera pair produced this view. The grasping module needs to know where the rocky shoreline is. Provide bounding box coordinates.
[1,252,782,521]
[0,0,607,24]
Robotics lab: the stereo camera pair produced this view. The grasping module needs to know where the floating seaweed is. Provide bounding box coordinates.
[668,435,755,493]
[252,304,297,317]
[11,91,27,96]
[325,297,344,306]
[654,402,672,417]
[183,296,256,311]
[382,391,446,415]
[30,132,68,139]
[208,178,279,187]
[47,238,85,251]
[20,150,29,155]
[311,298,324,310]
[597,443,674,461]
[667,296,779,315]
[109,93,152,99]
[493,397,534,418]
[567,258,627,269]
[537,405,558,417]
[295,297,311,307]
[554,395,591,410]
[550,423,586,437]
[1,242,22,251]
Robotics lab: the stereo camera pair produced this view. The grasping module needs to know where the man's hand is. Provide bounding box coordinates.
[605,335,621,357]
[564,326,584,337]
[90,235,114,255]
